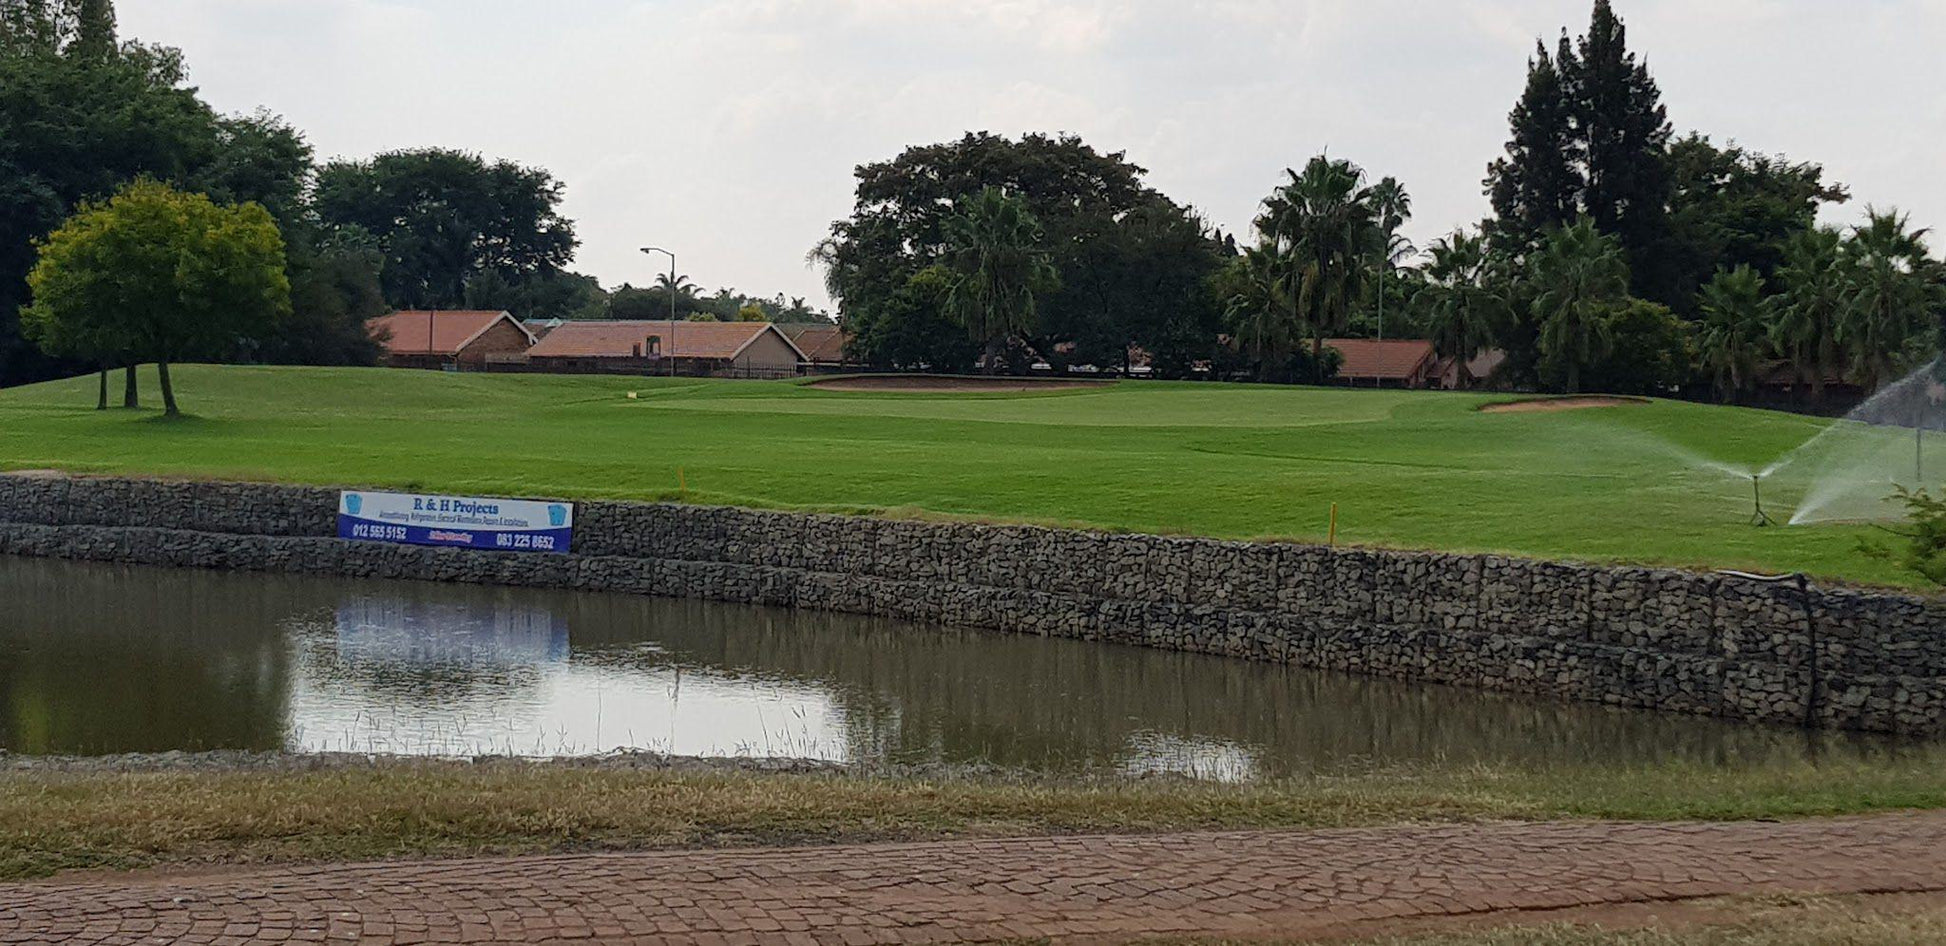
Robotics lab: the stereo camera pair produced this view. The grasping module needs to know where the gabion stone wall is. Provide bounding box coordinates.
[2,474,1942,735]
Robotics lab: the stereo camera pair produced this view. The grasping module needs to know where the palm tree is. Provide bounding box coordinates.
[941,186,1061,373]
[652,272,703,319]
[1529,218,1627,394]
[1770,227,1848,402]
[1697,265,1771,402]
[1842,208,1941,391]
[1220,246,1295,381]
[1368,177,1414,341]
[1257,155,1381,379]
[1420,231,1508,389]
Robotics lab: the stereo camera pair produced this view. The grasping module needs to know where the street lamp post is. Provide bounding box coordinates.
[641,246,677,378]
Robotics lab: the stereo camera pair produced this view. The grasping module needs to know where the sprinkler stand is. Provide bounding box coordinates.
[1751,474,1775,528]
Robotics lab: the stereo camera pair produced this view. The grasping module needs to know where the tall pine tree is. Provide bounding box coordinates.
[67,0,114,60]
[1485,35,1581,254]
[1486,1,1674,302]
[0,0,114,57]
[1570,0,1672,296]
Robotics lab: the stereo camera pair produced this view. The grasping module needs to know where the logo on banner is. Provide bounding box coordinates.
[345,494,363,516]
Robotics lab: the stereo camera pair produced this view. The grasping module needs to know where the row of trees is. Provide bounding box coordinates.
[0,1,827,392]
[0,0,401,385]
[814,1,1943,401]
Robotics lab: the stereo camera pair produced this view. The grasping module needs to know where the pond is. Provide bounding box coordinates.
[0,556,1897,779]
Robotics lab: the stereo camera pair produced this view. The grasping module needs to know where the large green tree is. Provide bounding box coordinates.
[1043,197,1226,374]
[1530,218,1629,393]
[1572,0,1671,278]
[940,187,1060,372]
[1581,297,1690,396]
[0,3,221,386]
[1486,37,1581,253]
[1486,2,1672,301]
[22,180,290,414]
[264,230,386,367]
[817,132,1220,372]
[313,148,577,311]
[1658,135,1848,316]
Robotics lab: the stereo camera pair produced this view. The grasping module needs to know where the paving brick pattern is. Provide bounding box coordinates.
[6,814,1946,944]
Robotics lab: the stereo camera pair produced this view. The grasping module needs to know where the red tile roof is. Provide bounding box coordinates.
[1325,338,1437,381]
[368,311,529,356]
[781,324,848,364]
[526,321,805,361]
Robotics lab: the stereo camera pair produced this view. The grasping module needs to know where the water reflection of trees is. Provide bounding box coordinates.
[0,558,295,754]
[0,558,1889,772]
[549,596,1868,776]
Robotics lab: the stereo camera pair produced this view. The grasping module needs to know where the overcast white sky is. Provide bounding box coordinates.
[122,1,1945,307]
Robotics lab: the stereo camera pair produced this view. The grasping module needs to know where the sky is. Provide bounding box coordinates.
[121,0,1946,308]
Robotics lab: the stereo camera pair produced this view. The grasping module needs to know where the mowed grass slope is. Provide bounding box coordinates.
[0,365,1906,586]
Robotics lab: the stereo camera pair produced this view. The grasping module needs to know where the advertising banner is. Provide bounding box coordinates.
[338,490,573,554]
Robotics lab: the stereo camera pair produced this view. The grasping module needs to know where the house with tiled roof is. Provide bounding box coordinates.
[524,320,807,379]
[1323,339,1440,388]
[779,323,849,370]
[367,310,536,370]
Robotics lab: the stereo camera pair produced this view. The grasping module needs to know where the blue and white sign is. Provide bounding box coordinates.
[338,491,573,554]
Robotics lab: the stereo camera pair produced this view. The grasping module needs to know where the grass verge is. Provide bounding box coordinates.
[5,754,1946,881]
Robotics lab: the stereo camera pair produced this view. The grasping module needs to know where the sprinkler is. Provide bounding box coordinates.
[1750,474,1776,528]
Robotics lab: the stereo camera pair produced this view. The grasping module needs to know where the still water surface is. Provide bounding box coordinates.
[0,557,1898,778]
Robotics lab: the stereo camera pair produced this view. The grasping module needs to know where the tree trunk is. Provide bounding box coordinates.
[1311,336,1325,384]
[122,366,138,408]
[96,369,108,410]
[158,362,179,416]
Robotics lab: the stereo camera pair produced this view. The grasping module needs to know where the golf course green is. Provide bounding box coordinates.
[0,365,1922,588]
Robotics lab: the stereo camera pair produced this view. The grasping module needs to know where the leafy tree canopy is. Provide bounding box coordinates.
[313,148,578,311]
[819,131,1222,372]
[1486,1,1672,301]
[22,180,290,413]
[1659,135,1848,315]
[0,4,219,385]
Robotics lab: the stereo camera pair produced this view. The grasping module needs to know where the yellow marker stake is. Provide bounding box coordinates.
[1329,503,1339,547]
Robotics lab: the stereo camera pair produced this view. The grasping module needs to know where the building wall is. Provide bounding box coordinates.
[2,475,1942,736]
[518,357,722,377]
[732,330,805,378]
[454,319,535,368]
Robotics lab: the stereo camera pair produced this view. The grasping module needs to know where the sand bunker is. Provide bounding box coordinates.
[1479,396,1648,414]
[808,376,1113,394]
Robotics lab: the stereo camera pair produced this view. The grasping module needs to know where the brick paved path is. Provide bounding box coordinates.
[6,814,1946,945]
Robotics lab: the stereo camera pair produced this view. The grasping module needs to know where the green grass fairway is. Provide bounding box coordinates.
[0,366,1923,588]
